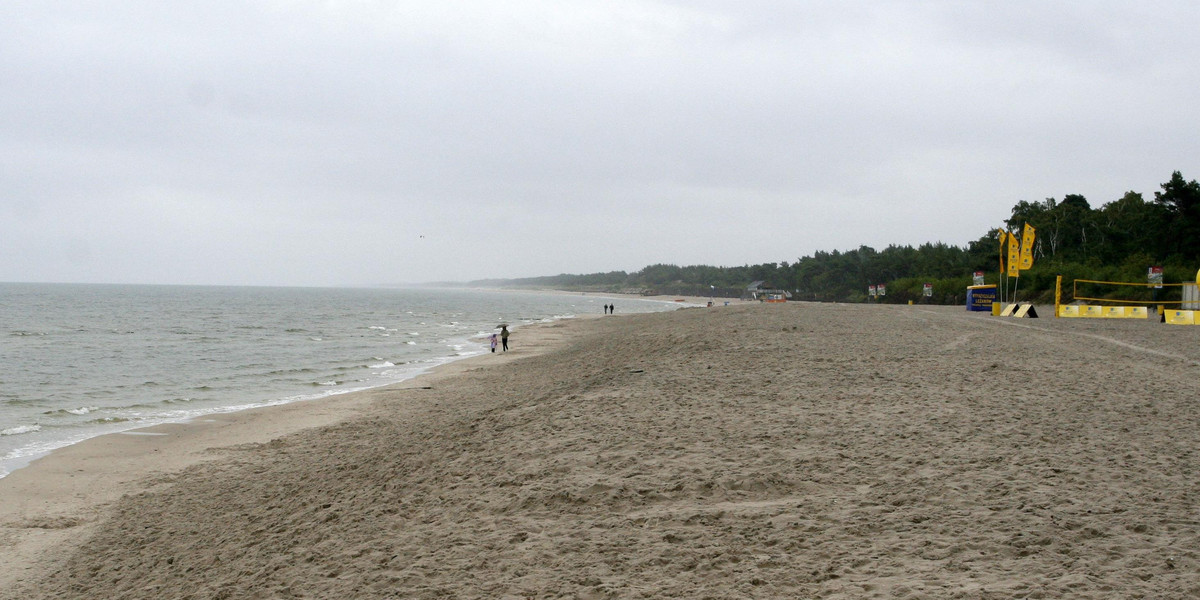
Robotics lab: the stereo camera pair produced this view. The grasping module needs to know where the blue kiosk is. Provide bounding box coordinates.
[966,285,997,312]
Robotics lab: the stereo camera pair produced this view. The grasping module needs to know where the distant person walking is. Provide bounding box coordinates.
[489,333,498,353]
[603,303,610,315]
[500,325,509,351]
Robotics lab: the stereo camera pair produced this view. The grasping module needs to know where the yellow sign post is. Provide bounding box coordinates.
[1055,275,1062,318]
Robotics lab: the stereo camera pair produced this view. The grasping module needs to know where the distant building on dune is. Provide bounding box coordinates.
[743,281,792,302]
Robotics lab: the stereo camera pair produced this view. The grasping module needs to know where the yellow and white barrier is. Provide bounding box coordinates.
[1166,310,1197,325]
[997,303,1039,318]
[1103,306,1131,318]
[1056,304,1153,320]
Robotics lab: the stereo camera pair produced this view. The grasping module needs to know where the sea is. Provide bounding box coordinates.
[0,283,686,478]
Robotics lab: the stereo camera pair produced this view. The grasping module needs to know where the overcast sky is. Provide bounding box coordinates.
[2,1,1197,286]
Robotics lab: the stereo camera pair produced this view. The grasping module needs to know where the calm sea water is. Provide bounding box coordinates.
[0,283,682,478]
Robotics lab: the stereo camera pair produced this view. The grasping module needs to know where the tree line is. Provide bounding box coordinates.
[470,171,1200,305]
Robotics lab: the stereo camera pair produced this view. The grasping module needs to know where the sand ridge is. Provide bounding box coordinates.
[5,303,1200,598]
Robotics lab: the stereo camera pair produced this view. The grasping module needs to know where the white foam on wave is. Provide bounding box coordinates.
[1,431,98,480]
[1,425,42,436]
[2,336,497,480]
[369,361,395,368]
[66,406,100,416]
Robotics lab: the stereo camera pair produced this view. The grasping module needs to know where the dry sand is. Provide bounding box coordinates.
[3,302,1200,598]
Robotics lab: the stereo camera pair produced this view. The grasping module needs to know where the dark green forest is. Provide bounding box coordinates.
[469,171,1200,305]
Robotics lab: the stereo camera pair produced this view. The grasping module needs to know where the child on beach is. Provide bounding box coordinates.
[489,333,498,353]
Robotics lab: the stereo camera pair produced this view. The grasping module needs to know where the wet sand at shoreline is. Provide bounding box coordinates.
[4,302,1199,598]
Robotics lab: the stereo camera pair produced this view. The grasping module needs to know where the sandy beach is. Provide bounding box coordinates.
[4,302,1200,598]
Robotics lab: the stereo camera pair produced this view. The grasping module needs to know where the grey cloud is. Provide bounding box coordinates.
[3,1,1198,285]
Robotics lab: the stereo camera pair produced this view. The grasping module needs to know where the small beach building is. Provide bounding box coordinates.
[743,281,793,302]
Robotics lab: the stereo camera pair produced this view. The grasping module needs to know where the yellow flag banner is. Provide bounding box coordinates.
[1007,231,1021,278]
[1019,223,1036,270]
[998,230,1007,272]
